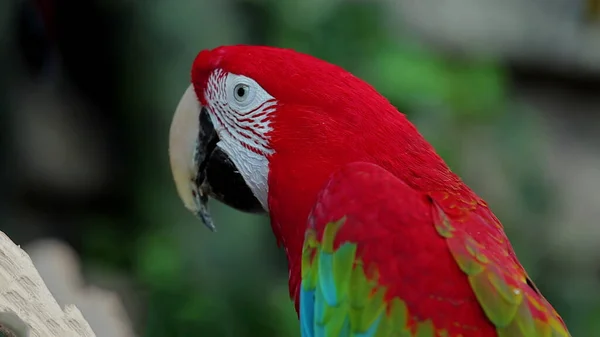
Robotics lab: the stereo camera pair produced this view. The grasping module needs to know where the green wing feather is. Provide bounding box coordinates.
[432,201,570,337]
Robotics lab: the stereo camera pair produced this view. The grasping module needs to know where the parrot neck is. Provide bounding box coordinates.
[268,208,310,313]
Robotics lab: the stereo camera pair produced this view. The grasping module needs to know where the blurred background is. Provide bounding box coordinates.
[0,0,599,336]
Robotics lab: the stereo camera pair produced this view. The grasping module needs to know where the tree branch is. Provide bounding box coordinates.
[0,231,96,337]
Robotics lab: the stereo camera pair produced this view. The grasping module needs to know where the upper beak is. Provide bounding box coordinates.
[169,84,264,231]
[169,84,217,231]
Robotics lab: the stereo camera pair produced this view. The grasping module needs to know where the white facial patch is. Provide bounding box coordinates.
[204,69,277,211]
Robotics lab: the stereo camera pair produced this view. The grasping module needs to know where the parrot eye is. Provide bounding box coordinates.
[234,83,250,102]
[221,73,273,116]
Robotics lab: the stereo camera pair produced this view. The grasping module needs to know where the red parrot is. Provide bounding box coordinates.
[168,45,571,336]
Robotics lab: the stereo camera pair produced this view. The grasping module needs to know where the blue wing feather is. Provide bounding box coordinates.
[300,287,315,337]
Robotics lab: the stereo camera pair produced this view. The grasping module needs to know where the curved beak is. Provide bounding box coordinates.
[169,84,216,230]
[169,84,264,231]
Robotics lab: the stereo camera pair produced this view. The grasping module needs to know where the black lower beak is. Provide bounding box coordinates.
[194,107,264,230]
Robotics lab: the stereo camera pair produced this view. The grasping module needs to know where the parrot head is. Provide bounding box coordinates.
[169,44,459,264]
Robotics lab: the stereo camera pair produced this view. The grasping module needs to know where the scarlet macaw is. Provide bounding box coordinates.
[168,45,571,337]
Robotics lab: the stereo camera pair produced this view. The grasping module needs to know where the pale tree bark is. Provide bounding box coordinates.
[0,231,96,337]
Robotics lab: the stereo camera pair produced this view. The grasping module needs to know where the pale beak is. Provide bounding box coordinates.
[169,84,264,231]
[169,84,217,231]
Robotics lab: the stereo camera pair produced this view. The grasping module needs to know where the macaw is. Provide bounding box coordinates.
[168,45,571,337]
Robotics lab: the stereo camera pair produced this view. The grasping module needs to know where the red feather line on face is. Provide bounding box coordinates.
[196,63,276,157]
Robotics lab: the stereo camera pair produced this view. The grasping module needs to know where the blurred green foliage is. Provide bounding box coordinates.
[71,0,590,336]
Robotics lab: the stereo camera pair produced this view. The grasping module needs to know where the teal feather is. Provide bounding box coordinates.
[317,251,337,305]
[300,285,315,337]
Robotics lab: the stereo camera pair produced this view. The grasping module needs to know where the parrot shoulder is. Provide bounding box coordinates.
[299,161,570,337]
